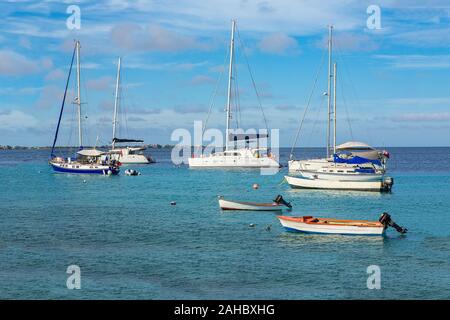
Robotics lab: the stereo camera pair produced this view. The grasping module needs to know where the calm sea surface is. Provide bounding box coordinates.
[0,147,449,299]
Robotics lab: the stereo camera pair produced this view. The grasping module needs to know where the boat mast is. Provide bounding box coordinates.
[225,19,236,151]
[326,25,333,158]
[76,40,83,148]
[112,57,121,150]
[333,62,337,155]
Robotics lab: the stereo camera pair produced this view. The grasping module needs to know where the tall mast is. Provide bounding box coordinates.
[333,62,337,155]
[225,19,236,151]
[112,57,121,150]
[76,40,83,148]
[326,25,333,158]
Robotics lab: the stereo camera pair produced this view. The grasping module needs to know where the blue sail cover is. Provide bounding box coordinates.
[333,154,382,166]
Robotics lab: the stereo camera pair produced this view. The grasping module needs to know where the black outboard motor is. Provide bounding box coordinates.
[273,195,292,209]
[379,212,407,234]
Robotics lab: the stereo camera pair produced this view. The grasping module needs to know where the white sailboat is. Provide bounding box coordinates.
[109,57,153,164]
[49,40,120,175]
[286,26,392,191]
[188,20,279,169]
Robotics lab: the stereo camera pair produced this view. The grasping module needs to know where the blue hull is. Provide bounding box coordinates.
[51,164,119,175]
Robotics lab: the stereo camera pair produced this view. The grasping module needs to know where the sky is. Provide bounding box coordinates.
[0,0,450,147]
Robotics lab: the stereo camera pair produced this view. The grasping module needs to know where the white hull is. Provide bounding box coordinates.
[189,149,279,168]
[110,153,149,164]
[218,199,283,211]
[289,158,331,172]
[278,216,385,236]
[299,170,383,182]
[285,175,388,191]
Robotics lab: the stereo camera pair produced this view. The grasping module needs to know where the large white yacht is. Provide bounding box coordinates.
[286,26,392,191]
[188,20,279,169]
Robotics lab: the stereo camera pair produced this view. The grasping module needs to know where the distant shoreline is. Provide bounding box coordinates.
[0,144,172,150]
[1,145,449,150]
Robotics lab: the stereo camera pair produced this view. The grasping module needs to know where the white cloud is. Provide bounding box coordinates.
[375,54,450,69]
[189,75,216,86]
[110,23,210,52]
[86,76,114,91]
[392,112,450,122]
[0,50,39,75]
[258,33,299,55]
[0,110,39,130]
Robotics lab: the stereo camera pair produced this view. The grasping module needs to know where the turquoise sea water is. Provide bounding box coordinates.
[0,147,449,299]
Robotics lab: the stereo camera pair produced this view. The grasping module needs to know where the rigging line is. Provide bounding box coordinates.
[335,44,372,144]
[306,94,327,147]
[51,43,76,157]
[233,53,241,129]
[337,64,354,140]
[202,45,229,137]
[289,46,327,159]
[333,44,354,141]
[236,28,269,134]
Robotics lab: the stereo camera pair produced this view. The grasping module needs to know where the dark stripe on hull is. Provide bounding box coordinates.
[51,164,119,175]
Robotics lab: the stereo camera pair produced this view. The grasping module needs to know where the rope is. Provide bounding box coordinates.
[289,47,327,159]
[236,27,269,134]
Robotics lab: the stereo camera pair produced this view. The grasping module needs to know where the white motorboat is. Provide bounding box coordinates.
[218,195,291,211]
[188,20,279,169]
[284,175,393,192]
[109,57,153,164]
[278,212,407,236]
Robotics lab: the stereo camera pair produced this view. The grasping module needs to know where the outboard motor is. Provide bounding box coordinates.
[379,212,407,234]
[273,195,292,209]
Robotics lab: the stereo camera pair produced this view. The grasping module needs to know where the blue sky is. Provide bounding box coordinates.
[1,0,450,147]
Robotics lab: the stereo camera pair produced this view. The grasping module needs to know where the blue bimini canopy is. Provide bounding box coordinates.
[333,154,382,167]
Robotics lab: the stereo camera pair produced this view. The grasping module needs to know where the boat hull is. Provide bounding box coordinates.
[189,156,279,168]
[219,199,283,211]
[50,162,119,175]
[110,153,150,164]
[285,175,388,191]
[299,170,383,182]
[278,216,386,236]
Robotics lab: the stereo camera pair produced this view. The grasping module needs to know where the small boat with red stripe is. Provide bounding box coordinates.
[278,212,407,236]
[219,195,292,211]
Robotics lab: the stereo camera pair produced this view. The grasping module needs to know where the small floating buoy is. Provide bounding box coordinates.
[252,183,259,190]
[249,223,255,228]
[83,179,87,183]
[170,201,176,206]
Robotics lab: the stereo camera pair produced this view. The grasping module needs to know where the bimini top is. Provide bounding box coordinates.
[77,149,105,157]
[336,141,375,151]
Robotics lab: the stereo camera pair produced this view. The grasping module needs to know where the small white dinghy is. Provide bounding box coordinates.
[219,195,292,211]
[124,169,140,176]
[278,212,407,236]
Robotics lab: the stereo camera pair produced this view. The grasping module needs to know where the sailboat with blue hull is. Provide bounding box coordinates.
[49,40,120,175]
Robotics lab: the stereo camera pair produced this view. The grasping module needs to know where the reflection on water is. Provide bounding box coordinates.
[285,187,388,199]
[277,232,385,248]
